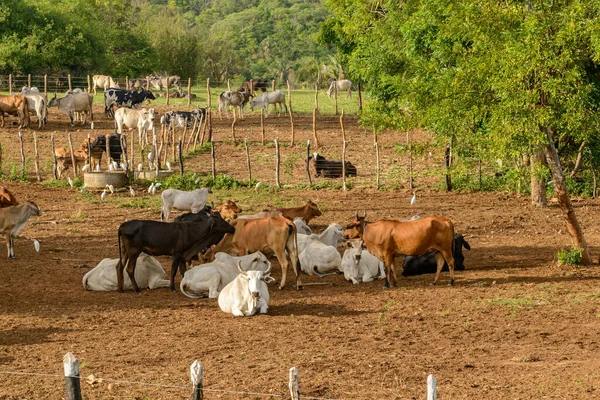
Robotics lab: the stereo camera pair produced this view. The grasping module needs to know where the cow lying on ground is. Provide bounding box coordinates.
[114,107,156,147]
[0,186,18,208]
[239,79,269,93]
[309,153,357,178]
[299,235,341,277]
[402,234,471,276]
[276,200,322,224]
[48,91,93,127]
[218,261,274,316]
[104,89,156,118]
[161,108,206,129]
[218,90,252,119]
[214,200,242,221]
[211,216,302,290]
[83,253,170,291]
[293,218,312,235]
[249,90,287,118]
[344,212,456,287]
[161,188,211,221]
[0,201,42,259]
[0,94,30,128]
[340,240,386,284]
[92,75,120,95]
[116,214,235,293]
[327,79,352,99]
[180,251,271,299]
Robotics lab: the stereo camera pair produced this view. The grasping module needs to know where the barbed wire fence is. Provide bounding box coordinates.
[0,352,438,399]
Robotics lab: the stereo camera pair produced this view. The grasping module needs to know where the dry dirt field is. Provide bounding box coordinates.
[2,104,600,399]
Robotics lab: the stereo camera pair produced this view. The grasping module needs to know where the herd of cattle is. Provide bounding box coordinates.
[0,183,470,317]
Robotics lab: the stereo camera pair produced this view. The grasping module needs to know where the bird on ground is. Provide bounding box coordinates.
[194,177,201,184]
[410,192,416,205]
[148,183,155,194]
[101,190,107,200]
[137,163,143,172]
[129,186,135,197]
[112,161,119,171]
[33,239,40,252]
[67,177,74,188]
[154,182,161,188]
[95,164,100,172]
[151,184,157,195]
[106,184,114,194]
[81,164,90,172]
[81,184,88,191]
[166,161,172,170]
[108,164,114,172]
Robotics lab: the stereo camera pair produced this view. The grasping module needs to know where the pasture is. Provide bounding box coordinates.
[2,99,600,399]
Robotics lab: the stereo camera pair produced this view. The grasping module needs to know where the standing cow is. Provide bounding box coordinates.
[327,79,352,99]
[92,75,120,95]
[0,95,30,128]
[249,91,287,118]
[48,92,94,127]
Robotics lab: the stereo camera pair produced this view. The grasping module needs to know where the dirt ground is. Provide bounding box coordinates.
[2,104,600,399]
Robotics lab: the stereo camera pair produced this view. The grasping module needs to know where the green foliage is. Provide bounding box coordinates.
[162,172,253,191]
[556,247,584,266]
[0,163,26,182]
[43,177,84,188]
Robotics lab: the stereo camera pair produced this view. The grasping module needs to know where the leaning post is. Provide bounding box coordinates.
[63,352,82,400]
[187,77,192,106]
[190,360,203,400]
[33,131,41,182]
[289,367,300,400]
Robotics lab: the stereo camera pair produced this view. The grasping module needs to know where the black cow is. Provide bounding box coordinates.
[174,205,213,223]
[104,89,156,118]
[116,214,235,293]
[309,152,358,178]
[239,79,269,93]
[91,133,124,163]
[162,108,207,129]
[401,233,471,276]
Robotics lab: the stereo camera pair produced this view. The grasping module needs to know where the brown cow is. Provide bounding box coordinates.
[212,216,302,290]
[0,186,18,208]
[276,200,322,224]
[344,213,456,288]
[214,200,242,221]
[0,94,30,128]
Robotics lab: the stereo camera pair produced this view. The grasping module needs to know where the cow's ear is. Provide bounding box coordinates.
[360,242,366,250]
[262,275,276,283]
[346,241,353,248]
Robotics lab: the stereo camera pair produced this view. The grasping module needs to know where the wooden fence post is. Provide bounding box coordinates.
[227,79,231,91]
[87,134,92,171]
[28,74,31,88]
[211,140,216,179]
[289,366,300,400]
[67,74,72,91]
[105,132,111,169]
[408,131,413,190]
[9,74,12,95]
[186,116,198,152]
[231,108,237,143]
[208,108,213,143]
[288,80,294,146]
[445,144,452,192]
[153,133,159,175]
[18,132,25,178]
[44,75,48,95]
[342,140,347,192]
[165,85,170,105]
[244,138,252,181]
[314,82,319,113]
[187,78,192,106]
[67,132,77,177]
[271,80,275,92]
[125,76,129,90]
[120,134,128,176]
[87,75,91,93]
[427,374,437,400]
[250,79,254,96]
[334,81,338,115]
[357,81,363,112]
[51,132,58,179]
[182,118,189,152]
[275,138,281,188]
[260,109,265,145]
[306,139,312,186]
[178,137,184,174]
[0,142,3,175]
[33,132,41,182]
[190,360,203,400]
[312,109,319,149]
[63,352,82,400]
[375,137,380,190]
[171,123,176,162]
[206,78,211,109]
[130,131,134,176]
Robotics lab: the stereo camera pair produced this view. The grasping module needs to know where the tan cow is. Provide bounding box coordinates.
[214,200,242,221]
[212,216,302,290]
[344,213,456,288]
[92,75,120,95]
[0,186,18,208]
[0,95,30,128]
[0,201,42,259]
[276,200,322,224]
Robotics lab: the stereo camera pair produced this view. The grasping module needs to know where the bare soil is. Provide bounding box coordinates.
[2,105,600,399]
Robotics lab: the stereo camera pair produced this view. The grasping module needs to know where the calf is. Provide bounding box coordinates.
[218,90,252,119]
[309,153,357,178]
[341,240,386,284]
[116,215,235,293]
[0,94,30,128]
[48,92,93,127]
[0,201,42,259]
[239,79,269,93]
[296,223,344,254]
[0,186,18,208]
[161,188,211,221]
[180,251,271,299]
[298,235,341,277]
[161,108,206,130]
[218,262,274,316]
[402,233,470,276]
[249,90,287,118]
[214,200,242,221]
[277,200,322,224]
[114,107,156,146]
[92,75,120,95]
[83,253,170,291]
[104,89,156,118]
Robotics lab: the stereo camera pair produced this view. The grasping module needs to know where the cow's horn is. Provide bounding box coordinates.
[237,261,247,275]
[355,211,358,219]
[264,262,272,275]
[362,209,367,218]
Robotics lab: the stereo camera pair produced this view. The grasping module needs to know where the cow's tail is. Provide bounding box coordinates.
[82,270,90,291]
[22,97,30,128]
[288,223,301,277]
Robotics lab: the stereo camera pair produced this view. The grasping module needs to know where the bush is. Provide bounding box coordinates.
[162,172,253,191]
[555,247,583,265]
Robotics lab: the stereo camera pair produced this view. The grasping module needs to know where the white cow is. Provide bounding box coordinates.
[218,262,275,316]
[180,252,271,299]
[326,79,352,99]
[92,75,120,95]
[218,90,252,119]
[249,90,287,118]
[161,187,211,221]
[297,223,345,254]
[82,253,170,291]
[20,88,48,129]
[299,235,342,277]
[340,240,386,284]
[114,107,155,146]
[293,217,312,235]
[47,91,94,127]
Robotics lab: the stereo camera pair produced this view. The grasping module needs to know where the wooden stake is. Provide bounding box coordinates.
[288,80,294,146]
[198,112,207,145]
[187,116,198,152]
[178,137,184,174]
[227,79,231,91]
[408,131,413,190]
[130,131,135,177]
[306,139,312,185]
[51,132,58,179]
[231,108,237,143]
[312,109,319,148]
[67,74,72,91]
[289,367,300,400]
[445,144,452,192]
[8,74,12,95]
[260,109,265,145]
[165,86,170,105]
[33,132,41,181]
[190,360,203,400]
[171,122,176,162]
[120,134,128,176]
[182,118,189,152]
[427,374,437,400]
[275,138,281,188]
[375,140,380,190]
[207,106,213,142]
[244,139,252,181]
[206,78,211,109]
[18,132,25,177]
[211,140,216,179]
[28,74,31,88]
[44,75,48,95]
[87,75,91,93]
[342,140,347,192]
[106,132,111,168]
[68,132,77,177]
[340,109,346,142]
[314,82,319,113]
[271,80,275,92]
[125,76,129,90]
[334,81,338,115]
[357,81,363,111]
[63,352,82,400]
[187,78,192,106]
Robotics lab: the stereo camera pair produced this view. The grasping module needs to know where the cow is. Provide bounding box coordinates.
[115,215,236,293]
[218,90,252,119]
[214,200,242,221]
[83,253,170,291]
[161,108,206,130]
[293,217,312,235]
[0,201,42,260]
[309,153,357,178]
[21,93,47,129]
[211,216,302,290]
[54,146,89,178]
[128,78,148,90]
[218,261,274,316]
[147,75,181,91]
[276,200,322,224]
[298,235,342,277]
[104,89,156,118]
[237,209,283,219]
[174,205,213,223]
[90,133,124,163]
[239,79,269,93]
[48,91,94,127]
[92,75,120,95]
[296,223,344,255]
[249,90,287,118]
[340,240,386,284]
[180,251,271,299]
[327,79,352,99]
[0,186,18,208]
[0,94,30,128]
[114,107,156,146]
[161,188,212,221]
[402,233,471,276]
[344,212,456,288]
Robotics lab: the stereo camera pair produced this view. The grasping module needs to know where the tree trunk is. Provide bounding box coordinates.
[543,126,591,264]
[530,146,547,207]
[569,140,585,178]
